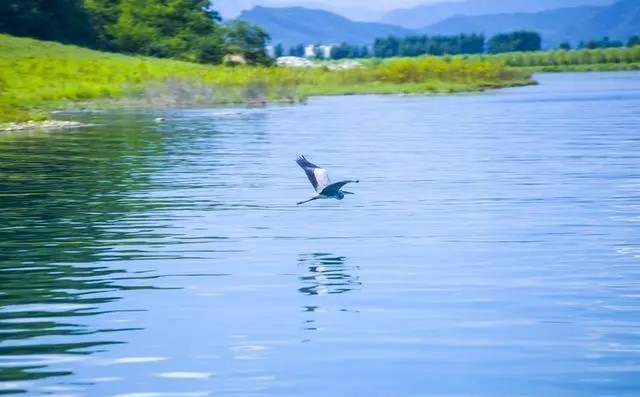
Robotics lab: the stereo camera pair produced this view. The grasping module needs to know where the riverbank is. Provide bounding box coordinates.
[467,46,640,72]
[0,34,533,125]
[0,120,87,133]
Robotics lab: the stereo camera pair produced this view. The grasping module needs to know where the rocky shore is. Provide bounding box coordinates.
[0,120,87,133]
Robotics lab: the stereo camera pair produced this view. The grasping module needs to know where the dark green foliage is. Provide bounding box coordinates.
[103,0,225,63]
[0,0,272,65]
[0,0,97,46]
[274,43,284,57]
[488,31,542,54]
[373,34,485,58]
[627,35,640,47]
[558,42,572,50]
[577,36,625,49]
[224,20,271,65]
[288,44,305,57]
[330,43,369,60]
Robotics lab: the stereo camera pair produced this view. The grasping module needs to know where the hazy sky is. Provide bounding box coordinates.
[215,0,453,20]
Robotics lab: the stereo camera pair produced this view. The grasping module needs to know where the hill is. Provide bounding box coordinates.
[566,0,640,43]
[237,6,414,47]
[421,6,602,47]
[382,0,616,29]
[420,0,640,47]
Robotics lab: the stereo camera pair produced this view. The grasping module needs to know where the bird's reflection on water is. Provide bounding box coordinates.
[297,253,361,340]
[298,253,361,296]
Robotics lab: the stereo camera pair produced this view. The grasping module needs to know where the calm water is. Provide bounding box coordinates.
[1,72,640,396]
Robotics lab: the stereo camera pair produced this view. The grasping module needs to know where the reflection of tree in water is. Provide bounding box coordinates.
[298,253,361,340]
[0,116,167,392]
[298,253,361,296]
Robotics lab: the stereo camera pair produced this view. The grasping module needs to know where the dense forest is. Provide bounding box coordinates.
[0,0,270,64]
[281,30,640,60]
[373,34,486,58]
[283,32,533,60]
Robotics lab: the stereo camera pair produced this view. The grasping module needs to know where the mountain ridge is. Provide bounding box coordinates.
[381,0,617,29]
[238,1,639,49]
[238,6,413,48]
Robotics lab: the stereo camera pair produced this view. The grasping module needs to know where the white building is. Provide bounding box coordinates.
[318,45,333,59]
[304,44,315,58]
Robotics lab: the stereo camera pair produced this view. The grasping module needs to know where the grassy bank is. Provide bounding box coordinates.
[464,46,640,72]
[0,34,532,124]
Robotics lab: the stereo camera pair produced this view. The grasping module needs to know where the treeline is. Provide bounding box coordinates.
[565,35,640,50]
[373,34,486,57]
[279,31,640,62]
[279,31,541,60]
[473,46,640,68]
[0,0,270,65]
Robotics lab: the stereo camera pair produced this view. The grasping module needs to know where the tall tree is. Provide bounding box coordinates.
[108,0,225,62]
[0,0,96,46]
[224,20,271,65]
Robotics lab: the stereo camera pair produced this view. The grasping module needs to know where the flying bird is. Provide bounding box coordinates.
[295,156,359,205]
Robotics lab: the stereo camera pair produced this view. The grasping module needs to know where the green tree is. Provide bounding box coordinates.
[224,20,271,65]
[0,0,97,46]
[627,35,640,47]
[289,44,304,57]
[558,42,571,50]
[488,31,541,54]
[274,43,284,57]
[108,0,225,62]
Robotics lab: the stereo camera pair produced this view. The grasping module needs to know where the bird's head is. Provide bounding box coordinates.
[336,191,345,200]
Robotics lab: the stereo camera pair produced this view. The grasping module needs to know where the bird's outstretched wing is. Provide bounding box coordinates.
[296,155,331,192]
[320,180,359,196]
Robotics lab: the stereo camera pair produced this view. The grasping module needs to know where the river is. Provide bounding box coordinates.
[1,71,639,396]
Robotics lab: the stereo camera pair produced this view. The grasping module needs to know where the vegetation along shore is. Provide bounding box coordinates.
[0,34,532,126]
[1,0,638,129]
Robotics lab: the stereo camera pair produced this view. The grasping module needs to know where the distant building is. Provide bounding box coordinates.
[304,44,315,58]
[318,45,333,59]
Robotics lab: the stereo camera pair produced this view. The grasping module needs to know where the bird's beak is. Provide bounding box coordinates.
[342,191,355,195]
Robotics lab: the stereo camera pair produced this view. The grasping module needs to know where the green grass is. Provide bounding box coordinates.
[459,46,640,72]
[0,34,533,124]
[514,62,640,73]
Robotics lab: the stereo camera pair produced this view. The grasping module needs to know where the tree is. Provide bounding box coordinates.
[288,44,304,57]
[558,42,571,50]
[224,20,271,65]
[0,0,97,47]
[627,35,640,47]
[107,0,226,63]
[274,43,284,58]
[488,31,541,54]
[0,0,230,64]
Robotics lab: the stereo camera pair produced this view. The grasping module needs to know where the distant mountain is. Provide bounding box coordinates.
[420,0,640,48]
[238,6,414,47]
[382,0,616,29]
[421,6,602,47]
[567,0,640,43]
[218,1,387,21]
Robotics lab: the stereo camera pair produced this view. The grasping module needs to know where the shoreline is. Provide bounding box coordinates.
[0,79,536,133]
[0,120,89,133]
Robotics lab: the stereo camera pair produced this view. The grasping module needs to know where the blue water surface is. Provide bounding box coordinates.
[1,71,639,397]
